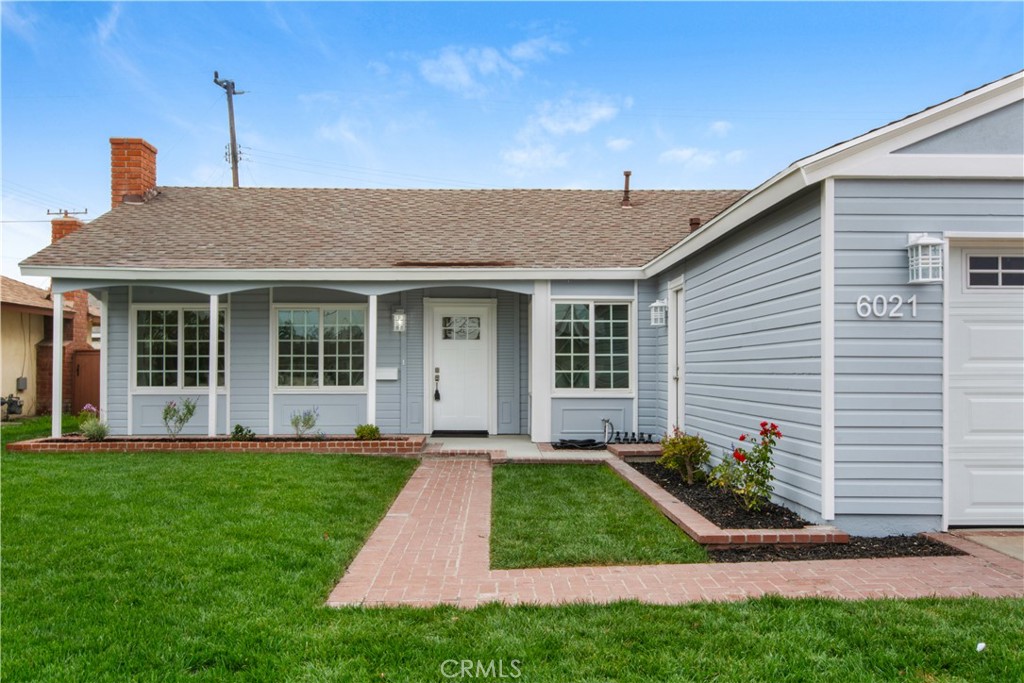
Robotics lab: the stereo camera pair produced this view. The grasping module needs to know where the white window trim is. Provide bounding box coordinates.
[550,297,636,398]
[129,303,230,394]
[270,303,370,394]
[963,250,1024,291]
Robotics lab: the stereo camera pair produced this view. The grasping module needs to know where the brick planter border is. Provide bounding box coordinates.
[606,457,849,548]
[7,435,428,456]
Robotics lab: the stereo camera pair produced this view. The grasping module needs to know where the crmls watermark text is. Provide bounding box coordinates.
[440,659,522,679]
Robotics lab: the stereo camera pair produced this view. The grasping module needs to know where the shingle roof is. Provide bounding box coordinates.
[0,275,63,312]
[21,187,747,271]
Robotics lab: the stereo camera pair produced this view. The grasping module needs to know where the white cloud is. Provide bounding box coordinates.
[606,137,633,152]
[367,61,391,77]
[535,96,619,136]
[506,36,568,62]
[1,3,40,44]
[659,147,719,168]
[419,46,521,97]
[500,143,568,174]
[724,149,748,164]
[317,118,364,146]
[94,3,122,45]
[707,120,733,138]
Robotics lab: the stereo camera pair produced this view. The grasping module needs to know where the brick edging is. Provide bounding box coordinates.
[6,435,428,456]
[606,458,850,548]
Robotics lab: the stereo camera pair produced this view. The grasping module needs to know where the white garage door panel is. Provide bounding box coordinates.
[948,245,1024,527]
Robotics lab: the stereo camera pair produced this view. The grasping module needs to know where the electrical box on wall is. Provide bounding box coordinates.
[16,376,28,392]
[377,367,400,381]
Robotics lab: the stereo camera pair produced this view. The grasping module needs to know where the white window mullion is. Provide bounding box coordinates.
[588,302,596,390]
[318,306,325,388]
[177,307,186,390]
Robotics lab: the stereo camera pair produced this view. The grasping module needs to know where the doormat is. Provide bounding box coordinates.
[431,430,489,438]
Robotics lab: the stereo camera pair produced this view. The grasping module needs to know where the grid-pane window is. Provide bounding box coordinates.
[594,304,630,389]
[554,303,591,389]
[323,309,366,387]
[278,309,320,387]
[969,255,1024,287]
[136,310,178,387]
[183,310,226,387]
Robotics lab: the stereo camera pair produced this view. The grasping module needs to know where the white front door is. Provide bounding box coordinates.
[948,244,1024,526]
[427,300,495,433]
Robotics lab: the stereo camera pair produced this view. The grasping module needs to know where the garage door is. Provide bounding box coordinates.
[948,244,1024,526]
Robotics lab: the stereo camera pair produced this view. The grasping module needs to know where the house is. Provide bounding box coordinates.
[1,270,98,417]
[21,72,1023,535]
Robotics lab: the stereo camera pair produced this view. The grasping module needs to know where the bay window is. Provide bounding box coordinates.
[554,302,631,391]
[276,306,366,388]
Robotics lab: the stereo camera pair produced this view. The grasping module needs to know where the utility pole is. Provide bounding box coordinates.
[213,71,245,188]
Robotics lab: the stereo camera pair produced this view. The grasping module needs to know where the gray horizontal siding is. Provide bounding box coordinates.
[375,293,402,434]
[833,178,1024,522]
[637,278,666,436]
[132,393,227,435]
[229,290,269,434]
[273,393,367,435]
[106,287,129,434]
[683,189,823,516]
[496,291,521,434]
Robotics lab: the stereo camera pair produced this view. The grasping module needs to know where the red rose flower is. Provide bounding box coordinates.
[760,421,768,428]
[733,449,746,463]
[738,434,746,441]
[770,422,778,430]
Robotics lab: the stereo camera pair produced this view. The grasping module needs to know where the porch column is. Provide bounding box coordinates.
[366,295,377,426]
[99,290,108,422]
[208,294,219,436]
[529,281,552,442]
[51,292,64,438]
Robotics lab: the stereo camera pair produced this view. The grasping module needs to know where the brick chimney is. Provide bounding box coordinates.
[110,138,157,208]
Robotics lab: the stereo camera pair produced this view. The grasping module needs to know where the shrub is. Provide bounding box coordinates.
[354,423,381,440]
[80,417,109,442]
[709,420,782,512]
[290,408,321,438]
[657,427,710,485]
[162,398,197,438]
[78,403,99,421]
[231,424,256,441]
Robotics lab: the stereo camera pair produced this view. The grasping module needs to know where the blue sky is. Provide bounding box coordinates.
[3,1,1022,286]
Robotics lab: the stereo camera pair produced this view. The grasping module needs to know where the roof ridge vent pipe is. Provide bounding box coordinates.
[621,170,632,208]
[689,217,701,230]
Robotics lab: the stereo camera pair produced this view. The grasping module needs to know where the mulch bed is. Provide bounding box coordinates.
[629,461,967,563]
[629,461,808,529]
[710,535,966,563]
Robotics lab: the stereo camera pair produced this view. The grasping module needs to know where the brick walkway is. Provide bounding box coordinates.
[326,459,1024,608]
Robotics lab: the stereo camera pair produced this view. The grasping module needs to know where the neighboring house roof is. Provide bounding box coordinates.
[20,188,746,272]
[0,276,98,319]
[0,275,69,315]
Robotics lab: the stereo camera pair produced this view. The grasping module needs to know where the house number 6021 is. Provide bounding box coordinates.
[856,295,917,319]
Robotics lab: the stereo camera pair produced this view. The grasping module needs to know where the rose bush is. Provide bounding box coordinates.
[709,420,782,511]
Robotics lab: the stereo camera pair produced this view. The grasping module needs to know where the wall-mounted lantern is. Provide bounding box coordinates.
[649,299,667,327]
[392,308,407,333]
[906,233,944,284]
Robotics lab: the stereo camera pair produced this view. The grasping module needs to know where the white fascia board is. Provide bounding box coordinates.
[22,265,646,283]
[812,154,1024,183]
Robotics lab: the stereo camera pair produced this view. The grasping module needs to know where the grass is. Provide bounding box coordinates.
[0,413,81,449]
[3,438,1022,681]
[490,463,708,569]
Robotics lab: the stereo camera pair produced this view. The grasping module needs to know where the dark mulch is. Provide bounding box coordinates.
[629,461,808,529]
[710,535,967,563]
[628,461,967,563]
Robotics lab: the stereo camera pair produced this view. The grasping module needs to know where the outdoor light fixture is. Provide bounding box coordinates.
[649,299,667,327]
[392,309,407,333]
[906,233,944,284]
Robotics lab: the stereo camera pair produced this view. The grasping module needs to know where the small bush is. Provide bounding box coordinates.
[162,398,197,438]
[80,418,109,442]
[708,421,782,512]
[290,408,321,438]
[231,424,256,441]
[354,423,381,440]
[658,427,710,485]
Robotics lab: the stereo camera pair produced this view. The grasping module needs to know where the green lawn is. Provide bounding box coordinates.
[490,463,708,568]
[0,413,81,448]
[2,440,1022,681]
